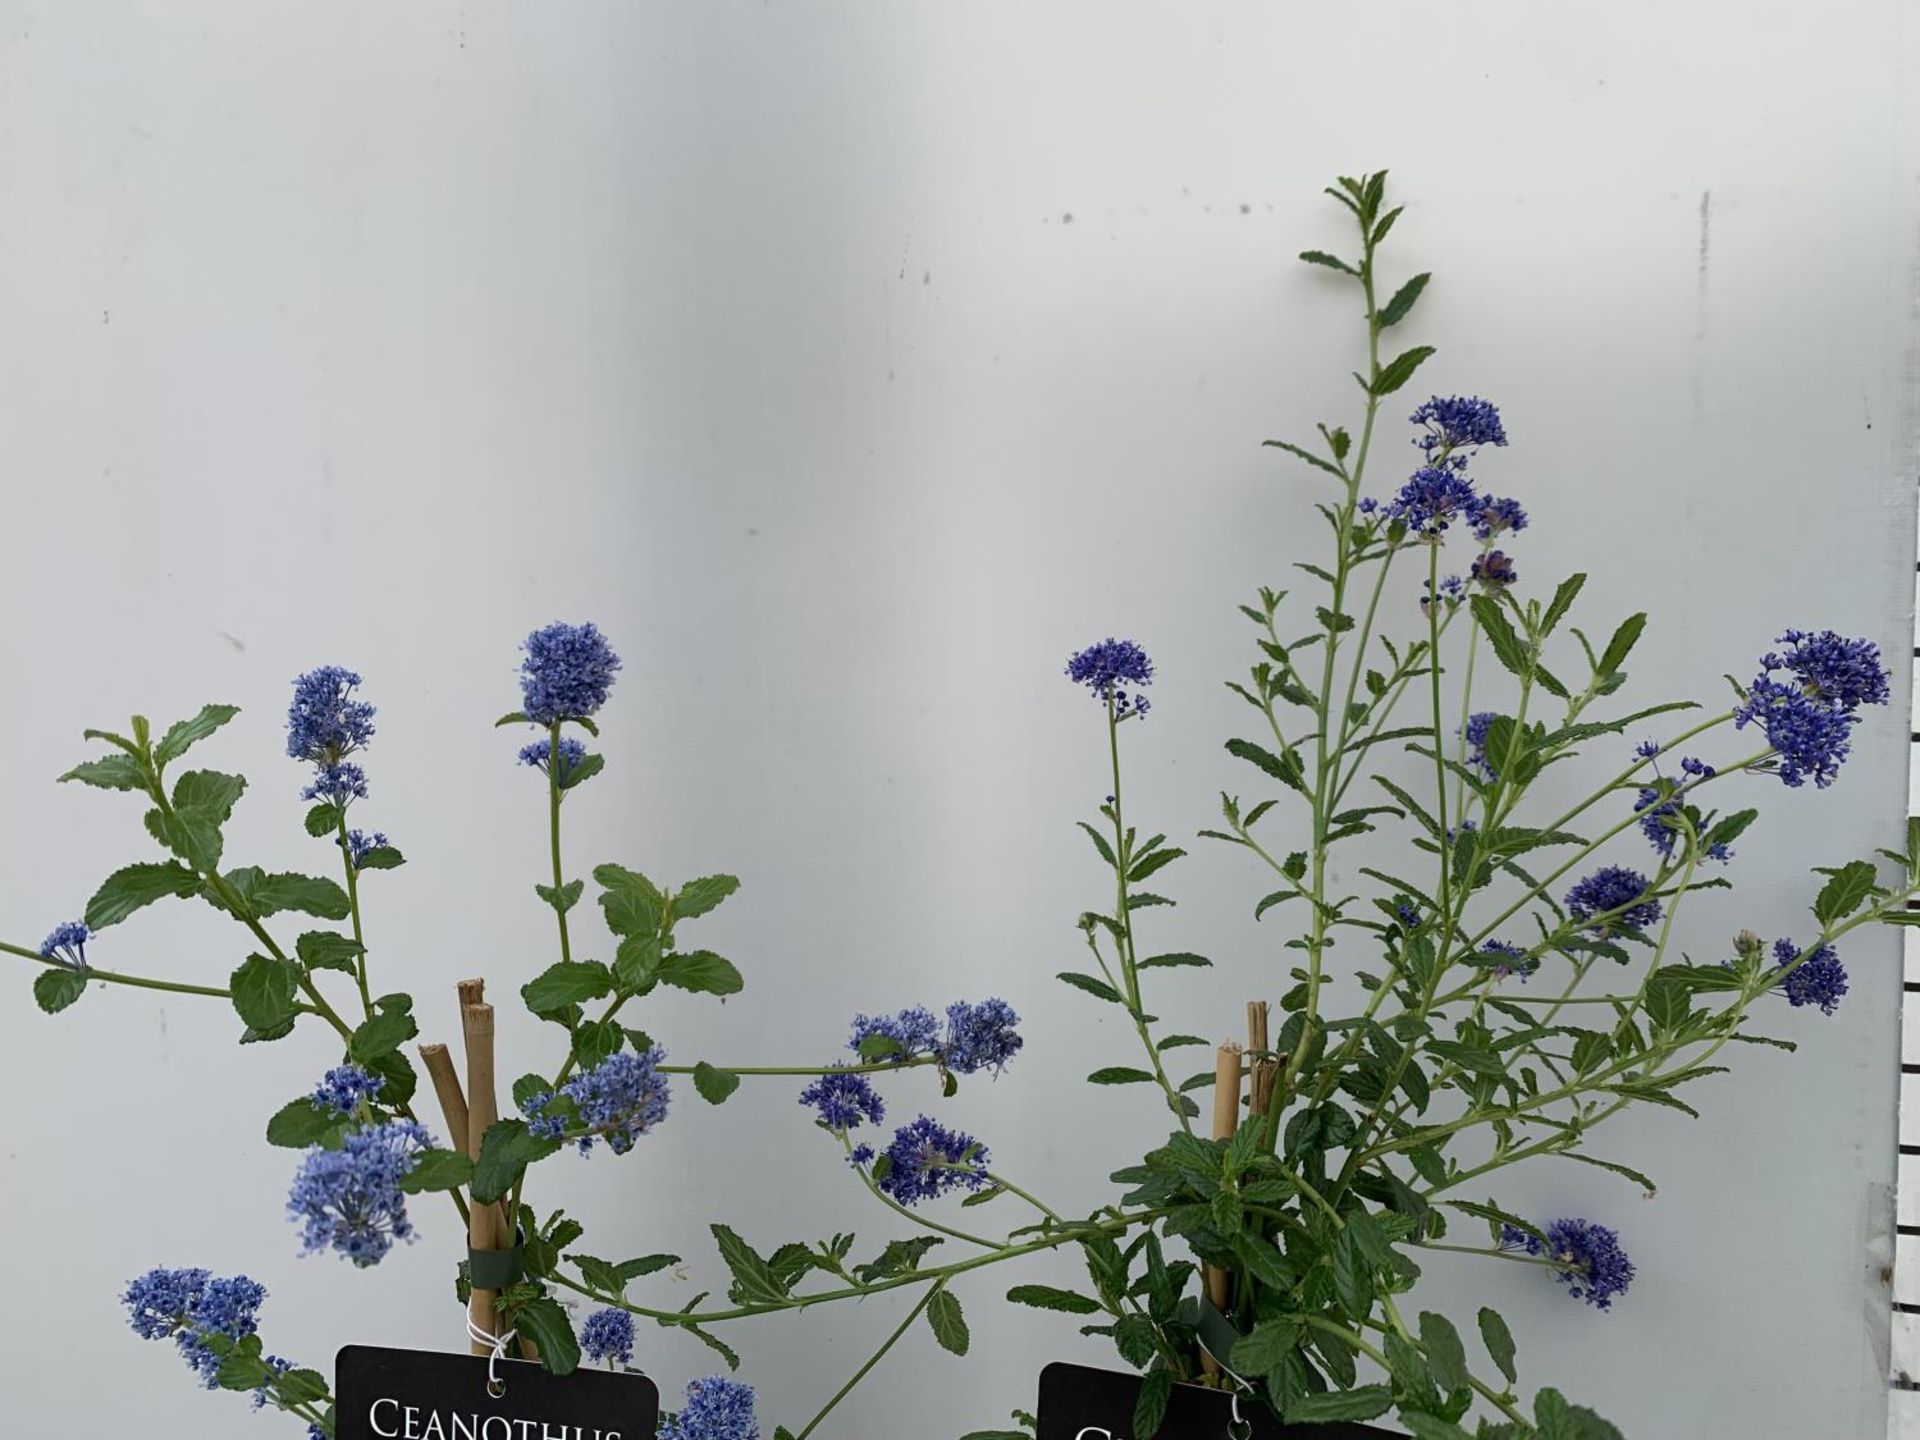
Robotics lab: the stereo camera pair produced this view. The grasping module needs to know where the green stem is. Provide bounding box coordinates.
[547,721,574,967]
[0,940,231,998]
[792,1280,947,1440]
[658,1059,937,1078]
[335,810,375,1019]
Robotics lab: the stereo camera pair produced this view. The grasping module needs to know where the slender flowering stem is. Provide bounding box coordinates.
[547,720,574,968]
[0,939,231,999]
[334,809,374,1019]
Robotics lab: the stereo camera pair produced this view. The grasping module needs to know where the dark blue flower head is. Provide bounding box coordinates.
[941,998,1024,1074]
[1473,496,1528,541]
[1735,629,1889,788]
[286,667,375,765]
[1763,630,1890,711]
[310,1064,384,1118]
[123,1268,269,1386]
[523,1048,670,1155]
[287,1119,430,1266]
[798,1068,886,1131]
[1481,939,1537,982]
[1388,466,1479,536]
[1506,1218,1634,1310]
[1463,711,1499,777]
[1066,639,1154,720]
[1411,395,1509,455]
[849,1007,941,1064]
[39,920,90,969]
[1773,938,1848,1015]
[1565,866,1661,933]
[341,830,389,870]
[520,622,622,725]
[581,1308,636,1368]
[519,737,590,784]
[873,1115,991,1206]
[1470,549,1516,590]
[302,763,369,806]
[1634,739,1662,761]
[658,1376,759,1440]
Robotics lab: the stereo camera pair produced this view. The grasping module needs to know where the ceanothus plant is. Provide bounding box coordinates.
[558,174,1914,1440]
[6,623,1038,1440]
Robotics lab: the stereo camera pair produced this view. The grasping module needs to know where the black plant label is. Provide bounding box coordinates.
[335,1346,658,1440]
[1037,1362,1389,1440]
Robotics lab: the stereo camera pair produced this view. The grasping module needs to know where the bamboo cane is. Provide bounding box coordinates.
[1202,1040,1244,1380]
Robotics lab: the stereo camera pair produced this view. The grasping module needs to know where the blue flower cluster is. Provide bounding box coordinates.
[286,1119,430,1266]
[1386,465,1479,536]
[520,622,622,725]
[1469,548,1516,590]
[1503,1218,1635,1310]
[847,999,1023,1075]
[658,1376,759,1440]
[287,666,375,805]
[1065,639,1154,720]
[39,920,89,969]
[1481,939,1537,982]
[1564,866,1661,934]
[1420,574,1466,612]
[1411,395,1509,454]
[1463,711,1499,778]
[519,736,589,784]
[122,1267,269,1387]
[523,1048,671,1155]
[1473,495,1527,541]
[1734,629,1889,788]
[342,830,390,869]
[1774,937,1848,1016]
[868,1115,992,1206]
[798,1068,886,1132]
[580,1308,636,1368]
[1634,757,1732,865]
[310,1064,384,1117]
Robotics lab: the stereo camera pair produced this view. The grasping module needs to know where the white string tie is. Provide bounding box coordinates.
[465,1297,510,1396]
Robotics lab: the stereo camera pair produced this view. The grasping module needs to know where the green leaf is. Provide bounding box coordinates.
[266,1097,342,1148]
[214,868,351,921]
[1377,272,1430,327]
[33,967,88,1015]
[59,755,149,792]
[1471,596,1533,678]
[400,1148,475,1193]
[613,933,663,991]
[472,1120,562,1204]
[1813,859,1879,925]
[1298,249,1357,274]
[1401,1417,1475,1440]
[1598,613,1647,676]
[145,769,247,871]
[514,1297,580,1377]
[296,931,364,975]
[1419,1310,1469,1395]
[1139,952,1210,969]
[521,960,614,1016]
[674,874,741,920]
[557,753,605,790]
[230,955,298,1034]
[926,1289,969,1355]
[154,704,241,766]
[1262,438,1344,478]
[1087,1067,1156,1085]
[355,845,405,871]
[365,1048,418,1108]
[711,1224,790,1305]
[85,860,202,929]
[1056,971,1125,1004]
[1132,1368,1173,1440]
[1230,1318,1302,1376]
[1478,1305,1518,1384]
[1225,737,1307,796]
[304,804,342,838]
[658,950,744,997]
[349,1004,419,1063]
[535,880,585,915]
[1005,1284,1101,1314]
[571,1020,623,1069]
[595,863,664,938]
[1286,1386,1393,1423]
[693,1062,741,1105]
[1371,344,1436,396]
[495,711,530,727]
[1542,574,1587,636]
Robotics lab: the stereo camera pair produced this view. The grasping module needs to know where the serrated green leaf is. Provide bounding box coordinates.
[693,1062,741,1105]
[711,1224,790,1305]
[1419,1310,1469,1395]
[32,967,88,1015]
[154,704,241,766]
[85,860,201,929]
[514,1296,580,1376]
[472,1120,561,1204]
[522,960,614,1016]
[594,863,664,938]
[1005,1284,1100,1314]
[1478,1305,1517,1383]
[296,930,364,975]
[400,1148,475,1193]
[1814,859,1879,925]
[926,1288,969,1355]
[674,874,741,920]
[230,955,298,1035]
[59,755,149,792]
[266,1097,343,1148]
[1371,344,1436,396]
[1377,272,1430,327]
[659,950,744,997]
[1287,1385,1393,1422]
